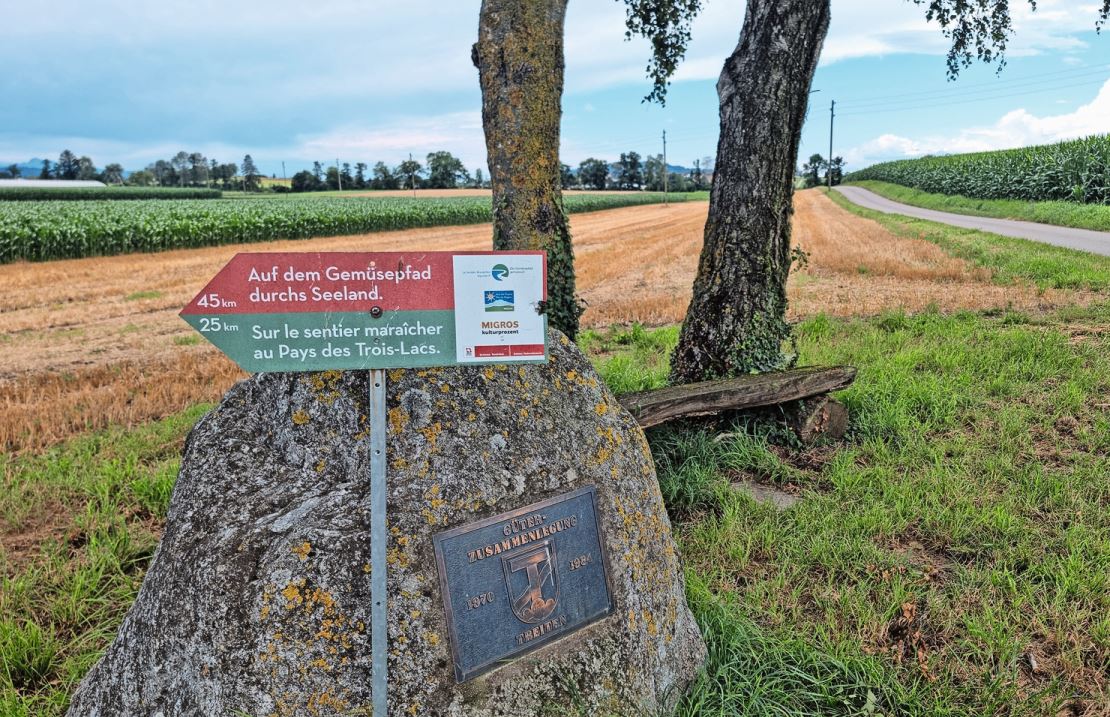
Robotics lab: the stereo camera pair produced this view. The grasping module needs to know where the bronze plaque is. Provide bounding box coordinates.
[432,486,613,682]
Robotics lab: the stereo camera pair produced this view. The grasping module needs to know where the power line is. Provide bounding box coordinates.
[838,76,1108,116]
[838,62,1110,109]
[839,66,1110,111]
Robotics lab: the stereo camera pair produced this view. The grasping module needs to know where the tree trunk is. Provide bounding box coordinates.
[473,0,580,338]
[669,0,830,383]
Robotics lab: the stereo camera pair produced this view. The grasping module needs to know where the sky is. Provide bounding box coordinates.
[2,0,1109,177]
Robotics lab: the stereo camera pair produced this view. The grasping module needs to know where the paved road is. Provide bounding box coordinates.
[834,185,1110,258]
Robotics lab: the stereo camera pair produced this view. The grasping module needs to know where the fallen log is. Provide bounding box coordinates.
[617,366,856,429]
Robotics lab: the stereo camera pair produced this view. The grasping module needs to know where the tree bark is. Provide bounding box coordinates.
[473,0,580,338]
[669,0,830,382]
[618,366,855,429]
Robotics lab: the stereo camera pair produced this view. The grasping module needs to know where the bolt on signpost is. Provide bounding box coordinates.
[181,251,548,717]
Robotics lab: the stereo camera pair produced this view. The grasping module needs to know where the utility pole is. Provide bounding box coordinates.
[410,153,416,197]
[827,100,835,190]
[336,158,343,192]
[281,161,286,181]
[662,129,668,205]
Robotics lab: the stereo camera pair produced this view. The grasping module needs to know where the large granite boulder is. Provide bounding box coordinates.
[67,330,706,716]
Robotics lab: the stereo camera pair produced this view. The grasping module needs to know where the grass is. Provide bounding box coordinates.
[0,406,210,716]
[847,180,1110,234]
[6,304,1104,715]
[5,268,1109,712]
[607,304,1109,715]
[827,187,1110,292]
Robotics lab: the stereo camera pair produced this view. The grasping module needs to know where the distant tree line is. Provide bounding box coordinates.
[2,147,717,194]
[289,151,483,193]
[568,154,712,191]
[2,150,264,191]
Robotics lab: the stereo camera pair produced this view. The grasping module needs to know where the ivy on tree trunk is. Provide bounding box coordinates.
[669,0,830,383]
[473,0,581,339]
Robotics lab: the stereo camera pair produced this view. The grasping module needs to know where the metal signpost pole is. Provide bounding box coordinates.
[368,369,388,717]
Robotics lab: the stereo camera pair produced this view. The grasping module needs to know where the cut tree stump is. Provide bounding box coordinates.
[784,395,850,444]
[617,366,856,430]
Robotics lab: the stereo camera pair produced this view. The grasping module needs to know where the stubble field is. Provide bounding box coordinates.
[1,190,1098,454]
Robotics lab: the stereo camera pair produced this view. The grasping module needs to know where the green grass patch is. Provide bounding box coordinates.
[172,335,200,346]
[123,290,162,301]
[827,188,1110,291]
[848,180,1110,233]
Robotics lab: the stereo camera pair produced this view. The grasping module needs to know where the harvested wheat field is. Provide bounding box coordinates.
[0,190,1096,453]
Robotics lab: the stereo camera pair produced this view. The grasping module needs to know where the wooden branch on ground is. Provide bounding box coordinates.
[618,366,856,429]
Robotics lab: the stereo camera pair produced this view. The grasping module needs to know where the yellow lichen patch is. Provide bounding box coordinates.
[519,407,529,418]
[388,368,405,382]
[291,541,312,562]
[314,459,326,473]
[643,608,658,636]
[419,421,442,452]
[439,383,451,393]
[281,580,306,609]
[595,402,609,416]
[467,412,477,422]
[425,630,441,647]
[291,410,310,426]
[306,690,349,714]
[387,406,410,436]
[387,546,410,568]
[306,370,344,407]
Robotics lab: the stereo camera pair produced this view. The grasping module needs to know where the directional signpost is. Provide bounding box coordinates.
[182,251,547,717]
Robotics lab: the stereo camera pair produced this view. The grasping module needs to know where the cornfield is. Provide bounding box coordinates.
[846,135,1110,204]
[0,187,222,201]
[0,193,690,263]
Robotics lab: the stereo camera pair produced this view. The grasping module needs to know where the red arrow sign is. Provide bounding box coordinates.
[181,251,548,373]
[181,252,459,316]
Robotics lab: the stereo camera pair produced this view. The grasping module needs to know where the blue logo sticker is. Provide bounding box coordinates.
[491,264,510,281]
[484,290,515,312]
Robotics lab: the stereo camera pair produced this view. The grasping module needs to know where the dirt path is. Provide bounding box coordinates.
[1,191,1097,452]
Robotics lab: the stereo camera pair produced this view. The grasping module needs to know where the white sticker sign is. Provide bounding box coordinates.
[452,253,547,363]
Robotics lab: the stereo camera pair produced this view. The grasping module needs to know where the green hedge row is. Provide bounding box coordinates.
[845,135,1110,204]
[0,187,223,201]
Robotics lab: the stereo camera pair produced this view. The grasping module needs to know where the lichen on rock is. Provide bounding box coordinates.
[66,329,705,716]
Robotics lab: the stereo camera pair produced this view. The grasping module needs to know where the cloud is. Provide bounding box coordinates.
[292,112,486,167]
[843,78,1110,166]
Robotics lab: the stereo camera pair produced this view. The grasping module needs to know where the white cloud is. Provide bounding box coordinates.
[292,112,486,167]
[844,78,1110,166]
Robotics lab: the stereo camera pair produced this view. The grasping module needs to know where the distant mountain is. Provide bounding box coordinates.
[4,158,49,177]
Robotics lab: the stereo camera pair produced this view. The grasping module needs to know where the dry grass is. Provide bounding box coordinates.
[1,353,243,454]
[1,191,1098,453]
